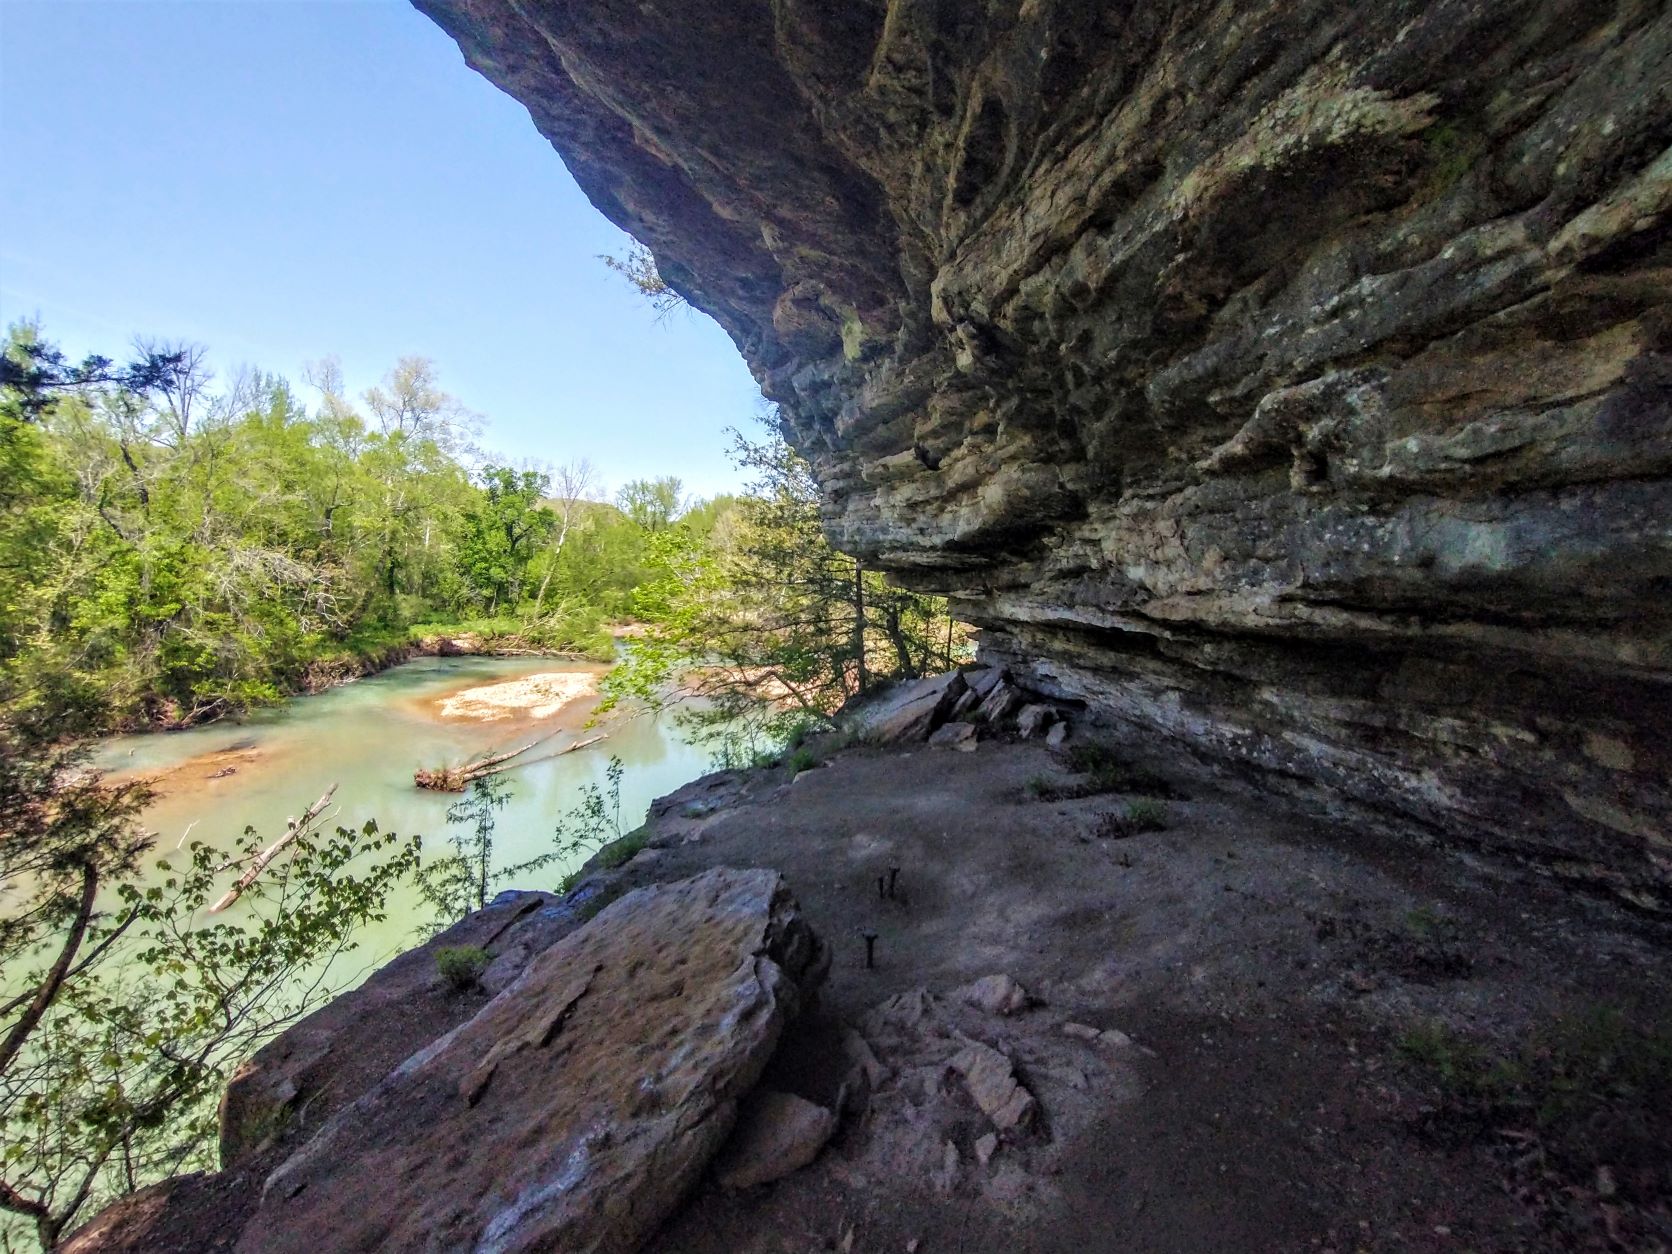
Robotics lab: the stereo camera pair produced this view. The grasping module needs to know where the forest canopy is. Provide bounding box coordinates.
[1,324,677,731]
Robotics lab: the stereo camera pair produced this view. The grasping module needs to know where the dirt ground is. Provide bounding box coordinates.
[596,728,1672,1254]
[64,721,1671,1254]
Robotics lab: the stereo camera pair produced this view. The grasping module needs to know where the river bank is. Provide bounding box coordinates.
[108,622,616,735]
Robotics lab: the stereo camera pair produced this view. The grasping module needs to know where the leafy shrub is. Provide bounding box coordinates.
[786,747,819,775]
[595,826,649,871]
[577,884,626,923]
[1031,742,1180,801]
[1123,799,1169,831]
[1094,799,1170,838]
[435,945,490,993]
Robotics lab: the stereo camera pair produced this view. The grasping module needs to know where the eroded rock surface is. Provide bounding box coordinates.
[413,0,1672,906]
[235,868,826,1254]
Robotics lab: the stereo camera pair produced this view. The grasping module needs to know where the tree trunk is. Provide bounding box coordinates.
[883,605,919,680]
[851,562,869,695]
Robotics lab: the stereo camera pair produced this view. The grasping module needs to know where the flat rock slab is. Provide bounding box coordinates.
[237,868,827,1254]
[854,672,966,744]
[218,889,571,1169]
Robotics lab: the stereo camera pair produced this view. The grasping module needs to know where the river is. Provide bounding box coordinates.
[89,655,719,982]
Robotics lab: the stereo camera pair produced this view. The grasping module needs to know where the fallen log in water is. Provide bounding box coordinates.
[209,784,338,913]
[414,734,605,791]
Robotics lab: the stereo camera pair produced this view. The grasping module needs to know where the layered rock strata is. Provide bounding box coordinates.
[414,0,1672,905]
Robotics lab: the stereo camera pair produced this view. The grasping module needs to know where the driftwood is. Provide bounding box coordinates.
[209,784,338,914]
[414,734,606,792]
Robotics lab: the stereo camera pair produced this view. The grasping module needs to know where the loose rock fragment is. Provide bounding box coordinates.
[855,671,967,744]
[950,1042,1037,1132]
[976,682,1022,726]
[955,974,1031,1017]
[714,1090,836,1189]
[928,721,978,751]
[1016,704,1057,739]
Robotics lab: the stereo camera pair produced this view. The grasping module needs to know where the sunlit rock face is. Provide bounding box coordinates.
[414,0,1672,907]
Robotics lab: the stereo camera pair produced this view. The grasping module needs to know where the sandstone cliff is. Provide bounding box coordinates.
[414,0,1671,906]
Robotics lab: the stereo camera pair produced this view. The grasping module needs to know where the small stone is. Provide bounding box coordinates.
[955,973,1030,1016]
[1016,704,1057,738]
[928,721,978,751]
[974,1132,998,1166]
[840,1028,890,1090]
[714,1090,836,1189]
[950,1042,1036,1132]
[1045,720,1070,747]
[931,1139,961,1195]
[1061,1022,1101,1041]
[1098,1028,1135,1049]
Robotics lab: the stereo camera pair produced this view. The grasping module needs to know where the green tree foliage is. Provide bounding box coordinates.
[615,476,684,532]
[456,466,556,614]
[0,324,673,730]
[608,420,968,759]
[0,690,419,1248]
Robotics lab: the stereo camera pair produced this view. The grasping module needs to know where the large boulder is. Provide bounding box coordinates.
[217,889,573,1170]
[234,869,827,1254]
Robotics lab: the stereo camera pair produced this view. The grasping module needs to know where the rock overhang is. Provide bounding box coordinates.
[412,0,1672,907]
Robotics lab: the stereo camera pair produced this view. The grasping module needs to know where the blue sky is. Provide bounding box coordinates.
[0,0,764,500]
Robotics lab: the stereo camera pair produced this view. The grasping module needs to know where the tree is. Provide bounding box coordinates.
[362,355,479,453]
[456,466,556,614]
[607,419,967,758]
[0,326,510,729]
[415,774,514,926]
[0,693,419,1248]
[616,476,683,532]
[531,458,597,612]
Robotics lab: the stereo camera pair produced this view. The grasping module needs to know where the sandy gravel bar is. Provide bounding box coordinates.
[433,671,599,721]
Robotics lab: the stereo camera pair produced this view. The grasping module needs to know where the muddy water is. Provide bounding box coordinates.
[90,656,718,978]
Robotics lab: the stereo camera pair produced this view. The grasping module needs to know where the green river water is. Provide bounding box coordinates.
[87,655,718,983]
